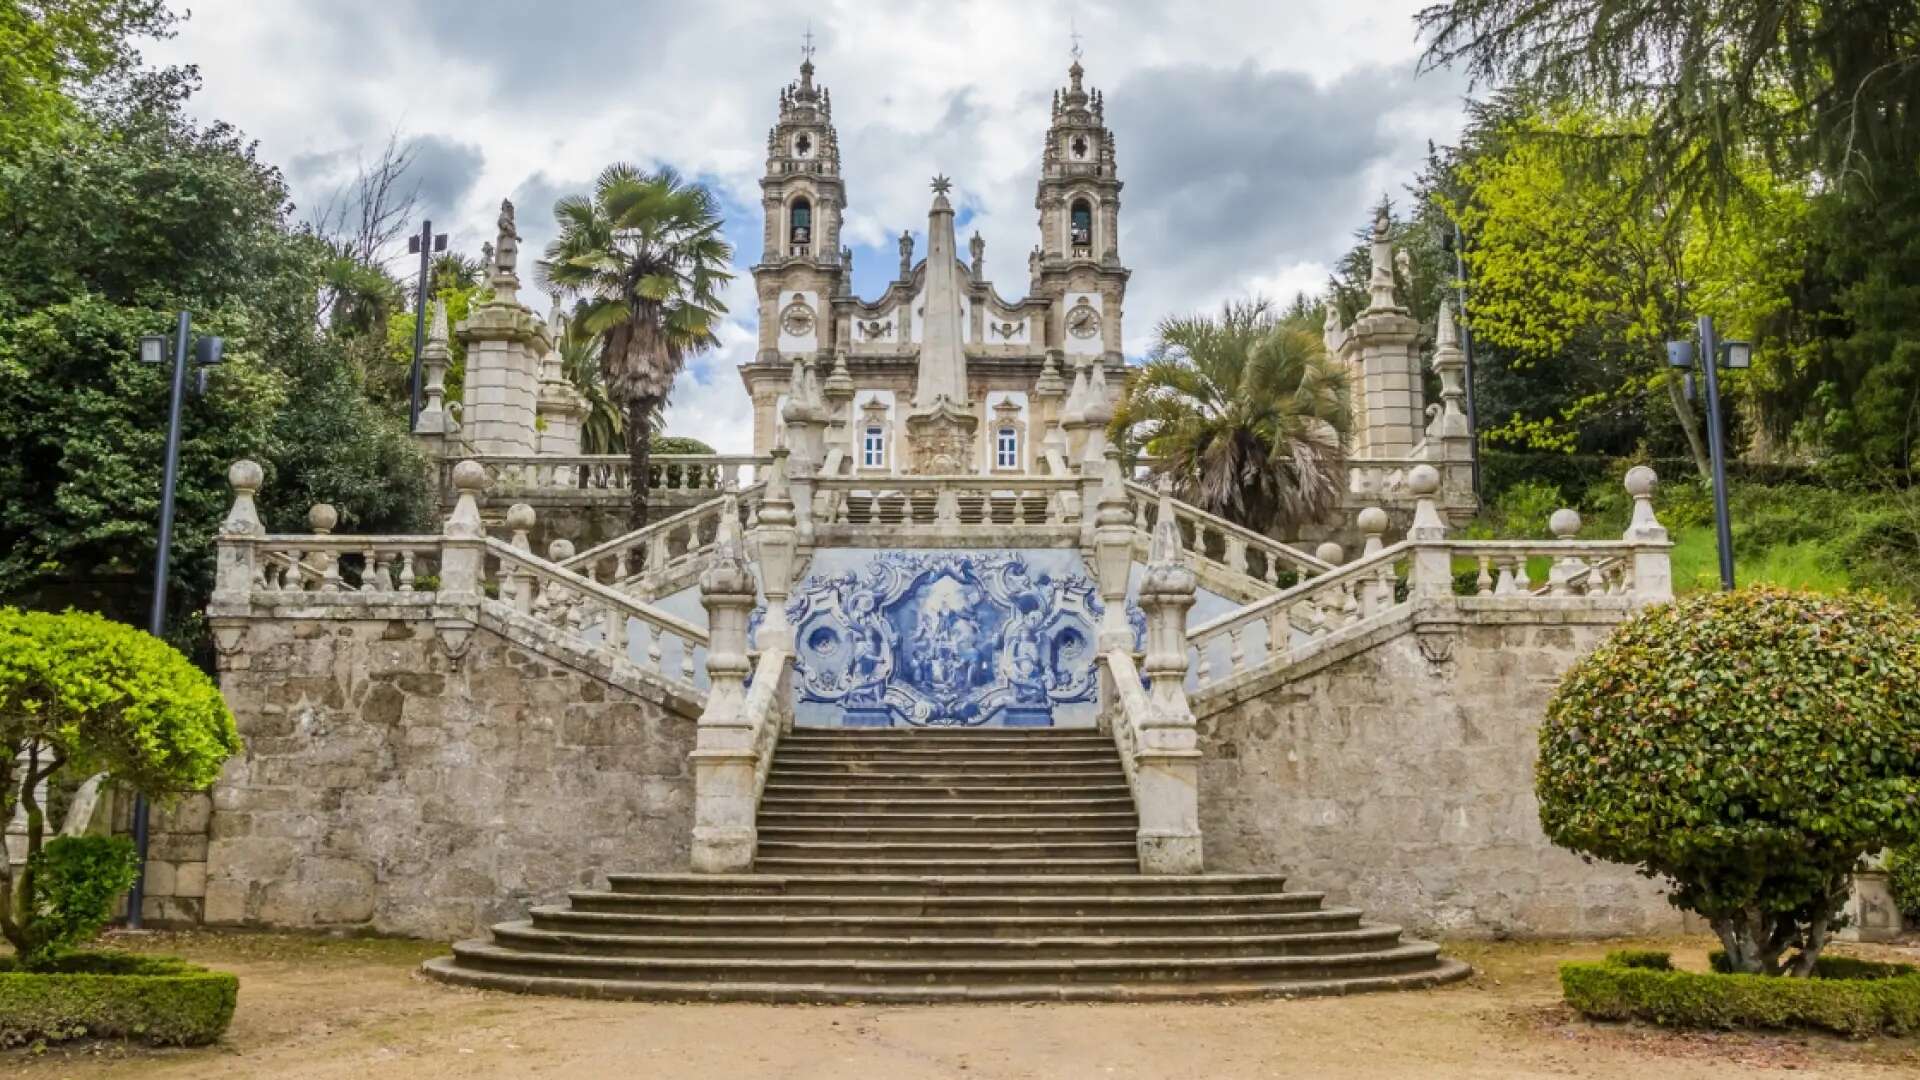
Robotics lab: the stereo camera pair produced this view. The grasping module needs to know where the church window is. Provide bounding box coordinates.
[790,199,812,252]
[1071,134,1088,159]
[795,132,812,157]
[1070,199,1093,254]
[996,427,1019,469]
[863,425,886,468]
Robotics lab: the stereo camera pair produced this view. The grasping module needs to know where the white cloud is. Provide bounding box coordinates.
[149,0,1465,452]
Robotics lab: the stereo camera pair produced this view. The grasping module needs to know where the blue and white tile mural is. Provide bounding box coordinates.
[785,549,1142,728]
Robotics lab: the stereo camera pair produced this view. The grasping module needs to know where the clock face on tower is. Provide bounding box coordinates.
[781,300,815,337]
[1067,301,1101,339]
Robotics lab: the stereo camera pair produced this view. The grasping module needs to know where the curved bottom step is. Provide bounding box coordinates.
[420,955,1472,1003]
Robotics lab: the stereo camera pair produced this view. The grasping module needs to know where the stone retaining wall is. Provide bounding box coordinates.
[1196,611,1687,937]
[206,615,698,939]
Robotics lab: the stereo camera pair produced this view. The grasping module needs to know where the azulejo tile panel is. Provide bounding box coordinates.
[786,549,1139,728]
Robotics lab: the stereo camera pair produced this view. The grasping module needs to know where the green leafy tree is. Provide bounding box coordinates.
[1111,298,1350,535]
[537,164,733,530]
[1539,588,1920,976]
[0,608,240,968]
[1439,102,1806,478]
[0,0,175,155]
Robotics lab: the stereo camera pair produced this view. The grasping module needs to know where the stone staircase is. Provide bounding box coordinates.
[424,728,1469,1001]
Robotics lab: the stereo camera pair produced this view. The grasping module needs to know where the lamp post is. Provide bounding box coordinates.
[129,313,224,929]
[1666,315,1751,591]
[407,221,448,429]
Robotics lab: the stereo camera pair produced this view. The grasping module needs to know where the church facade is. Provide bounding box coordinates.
[741,57,1129,476]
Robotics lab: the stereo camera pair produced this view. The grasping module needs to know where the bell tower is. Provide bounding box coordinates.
[1033,55,1128,368]
[753,41,846,368]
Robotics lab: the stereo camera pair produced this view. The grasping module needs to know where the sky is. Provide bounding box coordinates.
[147,1,1468,453]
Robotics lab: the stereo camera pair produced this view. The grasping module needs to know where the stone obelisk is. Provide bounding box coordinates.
[904,175,978,473]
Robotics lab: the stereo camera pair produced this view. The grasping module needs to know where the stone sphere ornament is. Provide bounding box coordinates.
[227,459,263,493]
[547,539,574,561]
[1408,464,1441,497]
[306,503,338,534]
[1549,508,1583,539]
[1356,507,1389,537]
[506,503,537,533]
[1315,542,1344,564]
[1624,465,1658,499]
[452,459,490,493]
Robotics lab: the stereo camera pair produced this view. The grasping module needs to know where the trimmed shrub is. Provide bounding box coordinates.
[23,835,140,961]
[0,951,238,1047]
[1606,949,1674,971]
[1539,588,1920,976]
[1562,951,1920,1037]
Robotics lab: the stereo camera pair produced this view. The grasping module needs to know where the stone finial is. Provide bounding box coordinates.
[547,538,575,562]
[1315,541,1344,565]
[1034,350,1066,398]
[898,229,914,279]
[1428,301,1470,440]
[221,459,265,537]
[969,230,985,278]
[1549,508,1582,540]
[1322,301,1346,354]
[1357,506,1389,557]
[1406,464,1447,541]
[1623,465,1668,542]
[699,487,756,600]
[506,503,536,551]
[1145,475,1189,571]
[823,350,854,399]
[307,503,338,535]
[758,447,797,528]
[446,459,489,539]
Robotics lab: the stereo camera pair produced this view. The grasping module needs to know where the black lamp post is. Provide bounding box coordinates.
[1666,315,1751,591]
[408,221,448,429]
[128,312,224,929]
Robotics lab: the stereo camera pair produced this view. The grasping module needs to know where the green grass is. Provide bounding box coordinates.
[1668,530,1855,595]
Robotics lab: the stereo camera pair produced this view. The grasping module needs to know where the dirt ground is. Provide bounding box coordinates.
[8,933,1920,1080]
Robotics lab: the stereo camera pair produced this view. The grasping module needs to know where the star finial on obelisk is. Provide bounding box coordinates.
[930,174,953,196]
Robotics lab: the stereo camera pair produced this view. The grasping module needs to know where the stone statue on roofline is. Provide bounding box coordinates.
[494,199,520,276]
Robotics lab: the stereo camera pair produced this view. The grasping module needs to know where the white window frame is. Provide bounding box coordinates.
[863,426,886,468]
[995,427,1019,470]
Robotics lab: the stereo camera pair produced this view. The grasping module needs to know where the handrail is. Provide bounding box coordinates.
[1100,649,1147,792]
[1121,481,1332,581]
[1188,539,1412,642]
[561,483,763,580]
[484,537,708,646]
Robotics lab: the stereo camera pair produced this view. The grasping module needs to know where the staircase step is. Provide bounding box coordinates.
[443,938,1451,986]
[423,956,1474,1003]
[771,752,1125,767]
[601,872,1292,896]
[753,857,1143,875]
[570,890,1329,918]
[757,811,1139,829]
[488,921,1409,960]
[757,825,1138,843]
[781,732,1115,748]
[763,782,1132,798]
[526,906,1367,938]
[765,770,1125,784]
[758,796,1138,813]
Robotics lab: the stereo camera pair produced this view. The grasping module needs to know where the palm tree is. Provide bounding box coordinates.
[1111,298,1352,536]
[554,315,628,455]
[537,164,733,529]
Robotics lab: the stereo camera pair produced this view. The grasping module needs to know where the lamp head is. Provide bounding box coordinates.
[1721,340,1752,370]
[1664,340,1694,369]
[139,335,167,366]
[193,335,225,367]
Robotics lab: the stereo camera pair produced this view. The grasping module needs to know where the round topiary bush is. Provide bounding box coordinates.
[1539,587,1920,977]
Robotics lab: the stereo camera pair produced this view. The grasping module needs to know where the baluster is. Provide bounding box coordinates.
[1133,496,1150,532]
[1494,559,1516,596]
[359,546,376,591]
[1195,643,1213,687]
[399,550,417,592]
[605,608,628,658]
[1225,536,1249,576]
[648,534,671,575]
[679,635,696,682]
[1229,625,1246,674]
[646,625,665,671]
[1476,554,1493,596]
[615,549,631,581]
[319,549,342,593]
[1513,556,1532,593]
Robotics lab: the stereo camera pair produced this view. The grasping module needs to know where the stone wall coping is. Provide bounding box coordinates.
[813,525,1082,548]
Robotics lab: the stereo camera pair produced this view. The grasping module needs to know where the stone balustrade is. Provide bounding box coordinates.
[560,485,762,591]
[1121,480,1332,592]
[440,453,773,503]
[1184,464,1673,697]
[813,474,1082,529]
[1345,456,1428,499]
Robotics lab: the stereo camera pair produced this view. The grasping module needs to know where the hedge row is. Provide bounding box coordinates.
[1477,450,1830,503]
[0,952,238,1047]
[1561,951,1920,1037]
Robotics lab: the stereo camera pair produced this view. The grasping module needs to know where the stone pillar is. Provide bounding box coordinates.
[1405,464,1453,600]
[690,488,763,872]
[1032,350,1069,468]
[435,461,488,663]
[753,456,799,653]
[1133,478,1204,874]
[780,360,825,546]
[1426,300,1477,518]
[822,351,855,473]
[210,460,264,610]
[1091,451,1135,654]
[457,200,547,455]
[1356,506,1391,615]
[1622,465,1673,604]
[413,300,455,445]
[1342,208,1424,457]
